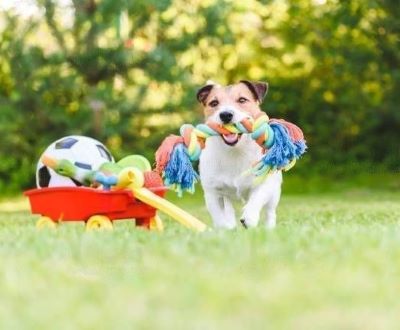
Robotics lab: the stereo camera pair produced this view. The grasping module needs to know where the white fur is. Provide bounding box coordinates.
[199,134,282,229]
[210,105,248,124]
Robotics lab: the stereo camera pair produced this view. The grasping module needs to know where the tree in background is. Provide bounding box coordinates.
[279,0,400,169]
[0,0,232,192]
[0,0,399,193]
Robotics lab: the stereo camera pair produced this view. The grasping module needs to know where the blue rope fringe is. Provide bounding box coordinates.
[163,143,199,196]
[261,122,307,169]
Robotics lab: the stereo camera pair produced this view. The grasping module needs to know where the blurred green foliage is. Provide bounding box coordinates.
[0,0,399,194]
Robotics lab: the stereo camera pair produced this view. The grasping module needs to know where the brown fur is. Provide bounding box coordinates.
[199,82,264,119]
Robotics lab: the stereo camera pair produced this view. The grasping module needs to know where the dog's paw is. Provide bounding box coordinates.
[239,216,259,228]
[240,206,261,228]
[265,210,277,229]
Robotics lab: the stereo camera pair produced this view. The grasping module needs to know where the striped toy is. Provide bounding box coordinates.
[155,112,307,195]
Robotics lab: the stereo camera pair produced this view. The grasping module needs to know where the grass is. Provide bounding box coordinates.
[0,189,400,329]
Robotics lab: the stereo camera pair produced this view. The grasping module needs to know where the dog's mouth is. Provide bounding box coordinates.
[221,133,242,146]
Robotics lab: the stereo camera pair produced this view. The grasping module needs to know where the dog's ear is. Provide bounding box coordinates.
[240,80,269,103]
[196,84,215,105]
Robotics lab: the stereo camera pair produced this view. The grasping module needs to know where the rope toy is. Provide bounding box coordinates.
[155,112,307,196]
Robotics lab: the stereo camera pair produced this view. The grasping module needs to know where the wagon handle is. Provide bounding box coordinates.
[116,167,207,232]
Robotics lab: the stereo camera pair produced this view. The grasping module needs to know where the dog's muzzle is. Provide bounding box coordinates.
[215,107,247,146]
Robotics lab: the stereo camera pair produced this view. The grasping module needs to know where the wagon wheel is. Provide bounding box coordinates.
[86,215,113,231]
[149,214,164,231]
[36,216,57,229]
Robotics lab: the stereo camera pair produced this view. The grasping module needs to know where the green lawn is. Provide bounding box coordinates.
[0,190,400,329]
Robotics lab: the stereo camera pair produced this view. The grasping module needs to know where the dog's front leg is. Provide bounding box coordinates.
[204,190,236,229]
[240,187,268,228]
[241,172,282,228]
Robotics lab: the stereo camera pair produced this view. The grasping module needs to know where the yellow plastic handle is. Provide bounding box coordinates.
[130,186,207,232]
[116,168,207,232]
[116,167,145,189]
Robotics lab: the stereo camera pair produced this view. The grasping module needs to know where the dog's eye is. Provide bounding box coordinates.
[238,97,248,104]
[209,100,219,108]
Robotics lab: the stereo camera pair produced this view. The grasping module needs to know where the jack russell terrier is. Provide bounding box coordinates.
[197,80,282,229]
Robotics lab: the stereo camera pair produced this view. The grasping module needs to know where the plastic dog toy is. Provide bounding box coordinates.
[25,154,207,232]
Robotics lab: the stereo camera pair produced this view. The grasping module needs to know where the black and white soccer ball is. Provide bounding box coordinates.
[36,135,114,188]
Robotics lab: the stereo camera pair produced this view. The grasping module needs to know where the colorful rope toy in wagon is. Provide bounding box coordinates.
[156,112,307,195]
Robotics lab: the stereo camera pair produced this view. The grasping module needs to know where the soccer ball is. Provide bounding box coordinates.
[36,136,114,188]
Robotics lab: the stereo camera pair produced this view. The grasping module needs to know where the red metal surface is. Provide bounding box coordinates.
[24,186,167,223]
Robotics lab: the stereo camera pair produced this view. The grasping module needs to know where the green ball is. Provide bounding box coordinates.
[117,155,151,172]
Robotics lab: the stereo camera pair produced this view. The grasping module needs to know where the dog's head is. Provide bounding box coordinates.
[196,80,268,146]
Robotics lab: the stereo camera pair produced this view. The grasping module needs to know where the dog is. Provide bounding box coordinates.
[197,80,282,229]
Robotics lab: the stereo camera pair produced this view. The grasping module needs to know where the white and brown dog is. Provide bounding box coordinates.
[197,80,282,229]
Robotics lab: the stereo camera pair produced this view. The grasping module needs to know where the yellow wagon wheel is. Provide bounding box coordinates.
[36,216,57,229]
[149,214,164,231]
[86,215,113,231]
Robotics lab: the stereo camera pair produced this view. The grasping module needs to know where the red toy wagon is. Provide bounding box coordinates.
[24,186,167,230]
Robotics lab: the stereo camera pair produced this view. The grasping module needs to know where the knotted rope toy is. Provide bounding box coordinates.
[155,112,307,196]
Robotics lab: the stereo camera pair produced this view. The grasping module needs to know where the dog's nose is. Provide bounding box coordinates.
[219,111,233,124]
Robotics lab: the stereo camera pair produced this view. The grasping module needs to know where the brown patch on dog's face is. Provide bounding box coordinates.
[196,81,268,146]
[197,81,268,119]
